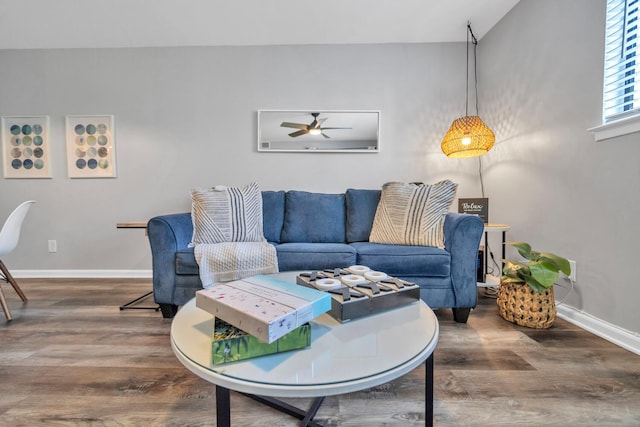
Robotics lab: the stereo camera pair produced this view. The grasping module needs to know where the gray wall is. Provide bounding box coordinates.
[3,0,638,335]
[482,0,640,333]
[1,43,479,271]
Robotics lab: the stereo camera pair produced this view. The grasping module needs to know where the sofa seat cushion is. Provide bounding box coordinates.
[276,243,356,271]
[281,191,347,243]
[176,242,359,276]
[176,248,199,275]
[350,242,450,277]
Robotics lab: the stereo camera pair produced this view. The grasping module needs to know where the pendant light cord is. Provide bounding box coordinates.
[465,23,470,116]
[479,156,485,198]
[467,22,479,116]
[467,22,485,197]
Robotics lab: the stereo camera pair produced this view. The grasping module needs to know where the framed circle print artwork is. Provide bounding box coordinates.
[2,116,51,179]
[65,115,116,178]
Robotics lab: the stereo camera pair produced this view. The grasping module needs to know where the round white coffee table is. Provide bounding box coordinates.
[171,272,439,426]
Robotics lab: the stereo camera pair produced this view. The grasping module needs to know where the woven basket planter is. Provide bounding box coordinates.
[497,281,556,329]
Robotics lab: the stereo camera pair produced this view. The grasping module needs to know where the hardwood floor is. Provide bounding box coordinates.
[1,279,639,426]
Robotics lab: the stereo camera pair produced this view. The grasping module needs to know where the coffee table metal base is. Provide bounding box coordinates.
[213,353,434,427]
[241,394,324,427]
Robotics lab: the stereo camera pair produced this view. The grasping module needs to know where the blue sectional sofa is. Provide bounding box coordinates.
[147,189,484,322]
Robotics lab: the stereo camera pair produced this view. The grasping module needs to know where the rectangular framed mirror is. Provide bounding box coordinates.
[258,110,380,153]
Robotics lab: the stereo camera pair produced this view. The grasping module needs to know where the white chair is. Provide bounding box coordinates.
[0,201,36,320]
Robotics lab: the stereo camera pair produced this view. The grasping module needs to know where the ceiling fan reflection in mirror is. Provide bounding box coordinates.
[280,112,352,138]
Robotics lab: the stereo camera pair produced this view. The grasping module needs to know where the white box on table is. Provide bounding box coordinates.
[196,275,331,343]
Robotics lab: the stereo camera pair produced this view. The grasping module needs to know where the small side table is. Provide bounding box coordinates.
[116,221,159,311]
[116,221,148,231]
[479,223,510,287]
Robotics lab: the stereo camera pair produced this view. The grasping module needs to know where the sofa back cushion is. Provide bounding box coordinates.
[280,191,346,243]
[261,191,285,243]
[345,189,381,243]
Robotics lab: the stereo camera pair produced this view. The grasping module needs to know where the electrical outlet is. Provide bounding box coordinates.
[48,240,57,253]
[568,259,576,281]
[560,259,577,282]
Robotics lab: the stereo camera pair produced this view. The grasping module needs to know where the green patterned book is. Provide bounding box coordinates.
[212,317,311,365]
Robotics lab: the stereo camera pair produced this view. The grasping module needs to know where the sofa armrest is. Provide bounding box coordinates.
[147,213,192,305]
[443,212,484,308]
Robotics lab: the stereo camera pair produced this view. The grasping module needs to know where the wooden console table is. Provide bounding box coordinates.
[116,221,148,231]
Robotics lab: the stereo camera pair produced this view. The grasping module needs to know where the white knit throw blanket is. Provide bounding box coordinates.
[194,241,278,288]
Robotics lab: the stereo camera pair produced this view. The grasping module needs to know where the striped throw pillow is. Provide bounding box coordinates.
[190,182,265,245]
[369,180,457,248]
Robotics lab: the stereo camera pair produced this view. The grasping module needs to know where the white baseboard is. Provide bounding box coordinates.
[557,303,640,356]
[12,269,152,279]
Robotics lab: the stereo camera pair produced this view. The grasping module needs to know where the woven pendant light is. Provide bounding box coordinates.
[441,115,494,158]
[441,23,495,158]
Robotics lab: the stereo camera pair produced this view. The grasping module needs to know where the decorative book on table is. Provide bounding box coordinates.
[211,317,311,365]
[196,275,330,343]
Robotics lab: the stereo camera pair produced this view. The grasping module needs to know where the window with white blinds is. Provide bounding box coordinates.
[603,0,639,122]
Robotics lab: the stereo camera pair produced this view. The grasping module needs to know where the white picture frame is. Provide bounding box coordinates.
[1,115,52,179]
[65,115,116,178]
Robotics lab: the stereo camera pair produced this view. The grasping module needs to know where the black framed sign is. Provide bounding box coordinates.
[458,198,489,223]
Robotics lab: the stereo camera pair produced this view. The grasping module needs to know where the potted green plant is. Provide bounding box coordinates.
[497,241,571,328]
